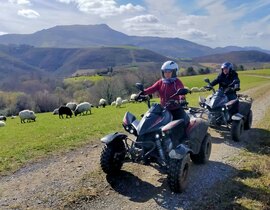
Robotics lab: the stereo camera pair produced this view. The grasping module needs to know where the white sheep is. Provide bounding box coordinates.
[0,121,6,127]
[115,97,122,108]
[66,102,77,111]
[130,93,137,102]
[111,101,116,106]
[19,110,36,123]
[74,102,92,116]
[52,108,59,115]
[99,98,107,108]
[122,99,128,104]
[191,87,200,92]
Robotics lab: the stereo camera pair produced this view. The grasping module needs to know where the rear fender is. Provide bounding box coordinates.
[101,132,127,144]
[231,113,244,121]
[169,144,191,159]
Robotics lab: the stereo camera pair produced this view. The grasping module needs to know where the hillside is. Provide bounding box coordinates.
[1,24,269,58]
[193,50,270,63]
[0,44,168,78]
[0,24,219,58]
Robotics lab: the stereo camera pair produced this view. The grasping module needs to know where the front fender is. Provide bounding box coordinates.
[231,113,244,121]
[101,132,127,144]
[169,144,191,159]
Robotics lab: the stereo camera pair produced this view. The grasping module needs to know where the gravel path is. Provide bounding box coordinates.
[1,82,270,210]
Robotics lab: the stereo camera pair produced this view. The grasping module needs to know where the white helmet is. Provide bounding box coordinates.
[161,61,178,78]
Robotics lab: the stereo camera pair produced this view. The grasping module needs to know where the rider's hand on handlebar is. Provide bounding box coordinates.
[204,85,212,91]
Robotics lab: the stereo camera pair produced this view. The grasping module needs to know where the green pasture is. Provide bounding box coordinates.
[64,75,104,84]
[0,73,269,175]
[238,69,270,76]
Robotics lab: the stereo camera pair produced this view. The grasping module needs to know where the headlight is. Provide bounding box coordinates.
[130,129,134,134]
[125,126,129,131]
[155,133,160,139]
[222,107,225,111]
[204,105,207,109]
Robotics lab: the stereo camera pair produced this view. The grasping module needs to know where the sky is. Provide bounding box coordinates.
[1,0,270,50]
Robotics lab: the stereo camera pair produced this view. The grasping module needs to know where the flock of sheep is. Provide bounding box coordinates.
[0,94,138,127]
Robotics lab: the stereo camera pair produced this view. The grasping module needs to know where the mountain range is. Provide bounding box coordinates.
[0,24,269,58]
[0,24,270,90]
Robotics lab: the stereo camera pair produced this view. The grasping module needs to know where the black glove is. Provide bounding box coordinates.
[204,85,212,90]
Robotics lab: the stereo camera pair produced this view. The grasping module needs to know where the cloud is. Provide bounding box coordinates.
[57,0,145,18]
[124,15,159,24]
[18,9,40,18]
[9,0,31,5]
[180,28,216,41]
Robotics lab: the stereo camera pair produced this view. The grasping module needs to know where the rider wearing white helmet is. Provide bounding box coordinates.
[143,60,190,124]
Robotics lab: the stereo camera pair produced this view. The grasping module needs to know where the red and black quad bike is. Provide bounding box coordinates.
[199,78,253,142]
[100,83,212,193]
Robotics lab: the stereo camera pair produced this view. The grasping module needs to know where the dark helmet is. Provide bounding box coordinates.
[161,60,178,78]
[221,62,233,71]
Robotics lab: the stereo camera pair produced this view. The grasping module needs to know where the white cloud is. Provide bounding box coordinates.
[18,9,40,18]
[9,0,31,5]
[57,0,145,18]
[124,15,159,24]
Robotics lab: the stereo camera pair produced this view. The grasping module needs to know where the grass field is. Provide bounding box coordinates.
[0,71,269,175]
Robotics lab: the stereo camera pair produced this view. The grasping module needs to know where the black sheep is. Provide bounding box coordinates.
[0,115,7,121]
[58,106,73,119]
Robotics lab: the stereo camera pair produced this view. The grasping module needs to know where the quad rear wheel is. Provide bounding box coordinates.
[244,110,253,130]
[231,119,244,142]
[167,153,190,193]
[191,133,212,164]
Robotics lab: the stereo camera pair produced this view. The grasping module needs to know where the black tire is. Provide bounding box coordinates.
[231,120,244,142]
[191,133,212,164]
[100,141,126,175]
[244,110,252,130]
[167,153,190,193]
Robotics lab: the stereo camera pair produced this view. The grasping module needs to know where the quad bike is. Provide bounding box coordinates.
[199,78,253,142]
[100,83,212,193]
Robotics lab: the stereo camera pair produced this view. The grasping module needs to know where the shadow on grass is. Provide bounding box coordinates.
[192,168,270,210]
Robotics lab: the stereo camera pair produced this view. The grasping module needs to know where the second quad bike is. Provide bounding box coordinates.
[199,78,253,141]
[100,83,212,193]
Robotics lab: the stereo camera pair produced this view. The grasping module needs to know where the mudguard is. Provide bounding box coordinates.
[169,144,191,159]
[231,113,244,121]
[101,132,127,144]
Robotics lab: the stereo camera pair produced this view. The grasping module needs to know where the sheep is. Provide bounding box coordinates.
[130,93,137,102]
[0,121,6,127]
[74,102,92,116]
[199,87,207,92]
[66,102,77,111]
[0,115,7,121]
[99,98,107,108]
[52,108,59,115]
[58,106,73,119]
[191,87,200,92]
[19,110,36,123]
[115,97,122,108]
[122,99,129,104]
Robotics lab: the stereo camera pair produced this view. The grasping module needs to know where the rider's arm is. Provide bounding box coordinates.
[176,79,185,100]
[210,76,220,87]
[144,80,162,95]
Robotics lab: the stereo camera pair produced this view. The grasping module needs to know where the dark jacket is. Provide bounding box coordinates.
[210,70,240,90]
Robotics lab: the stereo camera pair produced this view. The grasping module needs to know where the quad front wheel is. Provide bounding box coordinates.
[167,153,190,193]
[100,140,126,174]
[231,119,244,142]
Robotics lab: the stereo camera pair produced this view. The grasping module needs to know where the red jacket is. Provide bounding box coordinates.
[144,79,185,110]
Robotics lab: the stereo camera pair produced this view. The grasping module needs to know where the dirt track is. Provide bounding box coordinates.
[1,82,270,210]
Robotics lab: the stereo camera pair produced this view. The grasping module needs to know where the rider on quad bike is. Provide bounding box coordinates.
[205,62,240,114]
[137,60,190,126]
